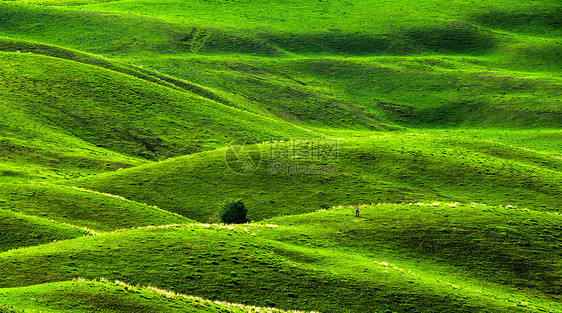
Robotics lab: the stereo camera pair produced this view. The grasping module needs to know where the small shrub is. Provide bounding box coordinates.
[217,199,248,224]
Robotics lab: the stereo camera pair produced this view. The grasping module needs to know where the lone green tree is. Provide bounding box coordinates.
[218,199,248,224]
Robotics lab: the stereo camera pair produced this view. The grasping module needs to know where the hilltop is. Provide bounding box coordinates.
[0,0,560,312]
[69,133,562,221]
[0,0,560,133]
[0,204,560,312]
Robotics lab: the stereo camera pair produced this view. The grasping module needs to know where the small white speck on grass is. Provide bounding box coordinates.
[374,261,418,276]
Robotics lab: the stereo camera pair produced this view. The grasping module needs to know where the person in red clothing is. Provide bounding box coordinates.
[355,204,359,217]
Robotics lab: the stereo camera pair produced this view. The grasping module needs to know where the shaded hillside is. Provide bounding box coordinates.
[0,209,88,252]
[0,183,193,232]
[70,134,562,222]
[0,204,559,312]
[0,51,316,162]
[0,1,560,130]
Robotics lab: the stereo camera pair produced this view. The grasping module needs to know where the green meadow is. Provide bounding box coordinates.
[0,0,560,312]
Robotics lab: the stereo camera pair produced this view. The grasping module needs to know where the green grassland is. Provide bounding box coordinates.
[0,279,314,313]
[0,182,193,232]
[68,134,562,221]
[0,208,88,252]
[0,205,560,312]
[0,0,560,132]
[0,0,561,311]
[0,50,316,161]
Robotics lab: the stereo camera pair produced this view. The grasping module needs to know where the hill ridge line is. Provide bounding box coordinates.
[0,36,247,112]
[0,37,182,90]
[0,207,97,236]
[479,138,562,160]
[264,238,558,312]
[25,181,186,219]
[110,222,280,234]
[67,185,186,218]
[68,277,320,313]
[319,201,561,215]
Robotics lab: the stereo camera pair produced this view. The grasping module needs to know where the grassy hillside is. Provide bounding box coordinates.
[263,204,562,300]
[0,204,560,313]
[70,133,562,222]
[0,209,88,252]
[0,50,316,163]
[0,0,560,312]
[5,0,560,53]
[0,36,245,107]
[0,182,193,232]
[159,55,561,129]
[0,279,312,313]
[0,1,560,131]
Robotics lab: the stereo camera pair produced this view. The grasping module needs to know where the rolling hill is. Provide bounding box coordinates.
[0,50,316,162]
[0,0,560,132]
[0,182,193,232]
[0,204,560,312]
[0,208,88,252]
[0,279,317,313]
[0,0,560,312]
[68,133,562,221]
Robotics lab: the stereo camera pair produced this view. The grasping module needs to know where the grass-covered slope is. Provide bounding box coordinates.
[0,279,310,313]
[0,36,240,106]
[4,0,560,56]
[0,51,315,162]
[0,50,147,180]
[70,133,562,222]
[0,209,87,252]
[0,0,560,312]
[264,204,562,300]
[0,127,145,182]
[158,55,561,129]
[0,204,559,313]
[0,183,193,232]
[0,1,559,131]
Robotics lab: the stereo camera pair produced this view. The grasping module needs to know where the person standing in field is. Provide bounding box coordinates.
[355,204,359,217]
